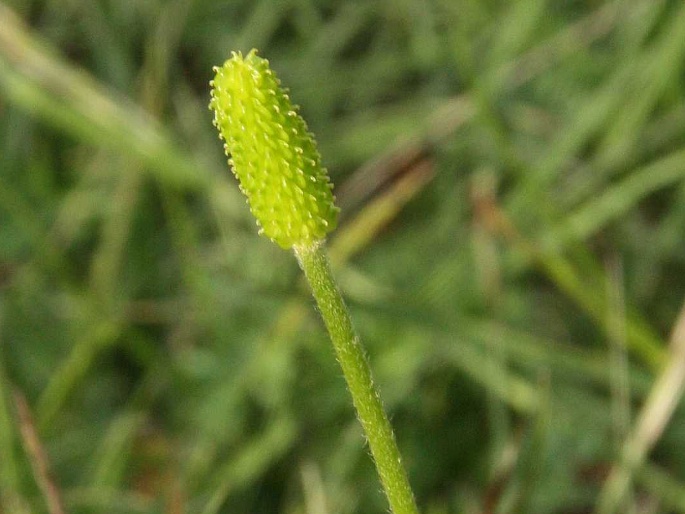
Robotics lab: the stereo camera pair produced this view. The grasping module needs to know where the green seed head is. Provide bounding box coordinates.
[209,49,339,249]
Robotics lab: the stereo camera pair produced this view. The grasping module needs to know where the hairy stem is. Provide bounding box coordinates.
[294,241,419,514]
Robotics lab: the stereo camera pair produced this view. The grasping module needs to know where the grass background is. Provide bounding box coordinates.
[1,0,685,513]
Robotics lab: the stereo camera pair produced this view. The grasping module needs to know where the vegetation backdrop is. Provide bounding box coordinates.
[1,1,685,513]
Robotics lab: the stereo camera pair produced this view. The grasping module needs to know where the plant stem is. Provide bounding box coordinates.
[293,241,419,514]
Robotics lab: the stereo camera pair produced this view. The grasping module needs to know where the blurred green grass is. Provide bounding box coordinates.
[1,0,685,513]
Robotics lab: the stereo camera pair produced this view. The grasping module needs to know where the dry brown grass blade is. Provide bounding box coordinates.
[595,302,685,514]
[12,391,66,514]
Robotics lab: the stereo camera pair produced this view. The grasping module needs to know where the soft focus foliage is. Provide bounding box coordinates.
[1,1,685,513]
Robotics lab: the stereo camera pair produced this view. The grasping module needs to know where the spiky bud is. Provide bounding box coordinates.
[209,49,339,249]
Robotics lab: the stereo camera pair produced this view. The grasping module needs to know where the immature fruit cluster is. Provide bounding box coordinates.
[210,49,339,249]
